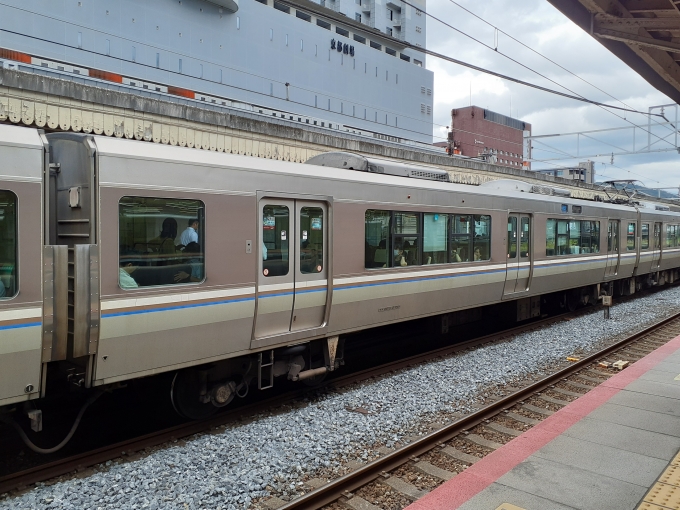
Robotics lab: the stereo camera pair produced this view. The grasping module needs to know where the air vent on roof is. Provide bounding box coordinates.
[305,151,451,182]
[656,204,671,211]
[531,184,571,198]
[480,179,571,197]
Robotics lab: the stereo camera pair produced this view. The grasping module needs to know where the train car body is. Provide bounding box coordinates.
[0,125,44,407]
[2,124,680,422]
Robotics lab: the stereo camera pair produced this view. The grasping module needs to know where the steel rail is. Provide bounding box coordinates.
[278,311,680,510]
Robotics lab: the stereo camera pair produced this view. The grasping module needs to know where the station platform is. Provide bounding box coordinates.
[407,334,680,510]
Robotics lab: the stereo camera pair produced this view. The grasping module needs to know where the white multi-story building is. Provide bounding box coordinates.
[0,0,433,143]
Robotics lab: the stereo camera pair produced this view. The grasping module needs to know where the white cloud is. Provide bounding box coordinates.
[425,0,679,189]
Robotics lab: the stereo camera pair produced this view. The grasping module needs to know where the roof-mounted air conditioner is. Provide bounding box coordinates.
[306,151,451,182]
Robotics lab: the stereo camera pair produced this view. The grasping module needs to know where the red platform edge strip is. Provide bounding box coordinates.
[407,333,680,510]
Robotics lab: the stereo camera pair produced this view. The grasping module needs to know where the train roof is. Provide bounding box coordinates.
[89,135,677,218]
[0,124,44,150]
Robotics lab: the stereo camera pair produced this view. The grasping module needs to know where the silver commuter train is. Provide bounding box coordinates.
[0,123,679,425]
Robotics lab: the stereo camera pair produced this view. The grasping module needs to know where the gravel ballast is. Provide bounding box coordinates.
[3,286,680,510]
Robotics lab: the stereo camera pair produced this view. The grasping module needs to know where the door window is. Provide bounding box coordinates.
[0,191,17,299]
[507,217,517,259]
[654,223,661,249]
[608,221,619,253]
[520,217,530,257]
[667,225,678,248]
[641,224,649,249]
[300,207,323,274]
[262,205,289,277]
[627,223,636,251]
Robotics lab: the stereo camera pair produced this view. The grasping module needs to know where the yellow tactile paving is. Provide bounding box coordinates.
[643,482,680,509]
[660,466,680,487]
[638,451,680,510]
[639,503,674,510]
[494,505,526,510]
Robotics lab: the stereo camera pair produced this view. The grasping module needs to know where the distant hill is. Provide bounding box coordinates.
[596,182,678,200]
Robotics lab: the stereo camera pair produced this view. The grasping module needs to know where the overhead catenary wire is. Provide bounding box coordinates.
[446,0,679,138]
[398,0,680,160]
[398,0,663,117]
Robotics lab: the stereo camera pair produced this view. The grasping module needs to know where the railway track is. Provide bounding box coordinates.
[0,301,676,501]
[273,312,680,510]
[0,307,595,496]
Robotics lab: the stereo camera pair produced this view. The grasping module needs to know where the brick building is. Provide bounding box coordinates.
[446,106,531,169]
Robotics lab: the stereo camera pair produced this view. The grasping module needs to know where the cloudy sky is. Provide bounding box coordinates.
[425,0,679,193]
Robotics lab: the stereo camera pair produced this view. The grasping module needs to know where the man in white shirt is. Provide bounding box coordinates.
[180,219,199,247]
[119,262,139,289]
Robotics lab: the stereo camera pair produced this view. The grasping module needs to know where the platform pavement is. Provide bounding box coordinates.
[406,334,680,510]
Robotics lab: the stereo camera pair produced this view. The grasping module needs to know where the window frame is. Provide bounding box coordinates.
[641,223,650,250]
[118,195,206,290]
[546,218,601,257]
[626,222,636,251]
[0,190,18,301]
[364,209,492,269]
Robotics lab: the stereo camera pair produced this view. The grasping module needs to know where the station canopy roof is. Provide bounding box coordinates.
[547,0,680,103]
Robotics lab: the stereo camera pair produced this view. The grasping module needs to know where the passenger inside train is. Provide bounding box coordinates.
[119,257,139,289]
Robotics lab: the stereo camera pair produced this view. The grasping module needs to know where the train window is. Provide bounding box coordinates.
[0,191,17,299]
[507,217,518,259]
[580,221,600,254]
[473,215,491,260]
[627,223,636,251]
[547,219,599,256]
[365,209,391,268]
[556,220,569,255]
[450,215,471,262]
[119,197,205,288]
[641,224,650,249]
[569,221,580,254]
[263,205,290,277]
[423,213,448,264]
[546,219,556,256]
[300,207,323,274]
[393,212,421,266]
[589,221,601,253]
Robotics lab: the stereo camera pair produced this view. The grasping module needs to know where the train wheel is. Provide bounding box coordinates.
[170,370,217,420]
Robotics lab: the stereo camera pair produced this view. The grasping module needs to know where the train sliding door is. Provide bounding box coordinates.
[253,197,329,346]
[605,220,620,277]
[503,213,532,296]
